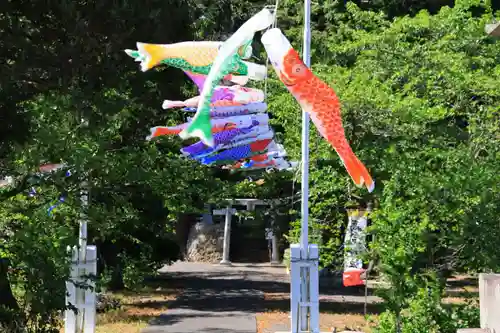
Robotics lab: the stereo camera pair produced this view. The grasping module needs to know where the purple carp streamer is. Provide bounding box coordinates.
[187,127,274,159]
[181,122,258,156]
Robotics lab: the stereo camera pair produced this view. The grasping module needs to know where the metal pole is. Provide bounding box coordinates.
[300,0,312,331]
[301,0,311,258]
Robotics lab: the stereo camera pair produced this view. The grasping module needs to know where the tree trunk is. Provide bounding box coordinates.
[0,258,21,329]
[0,259,18,310]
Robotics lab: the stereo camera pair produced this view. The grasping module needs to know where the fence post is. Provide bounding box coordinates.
[83,246,97,333]
[65,245,97,333]
[64,246,78,333]
[290,244,301,333]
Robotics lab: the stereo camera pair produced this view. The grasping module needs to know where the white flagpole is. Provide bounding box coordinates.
[300,0,312,331]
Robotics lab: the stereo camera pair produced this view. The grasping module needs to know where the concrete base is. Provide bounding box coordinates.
[219,260,232,265]
[270,261,282,266]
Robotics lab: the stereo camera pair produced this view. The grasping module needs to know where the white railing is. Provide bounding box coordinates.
[64,245,97,333]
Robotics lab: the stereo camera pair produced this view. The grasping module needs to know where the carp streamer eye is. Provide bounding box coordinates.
[292,64,305,75]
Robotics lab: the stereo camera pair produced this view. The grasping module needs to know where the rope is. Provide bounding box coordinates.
[264,0,280,98]
[262,2,302,219]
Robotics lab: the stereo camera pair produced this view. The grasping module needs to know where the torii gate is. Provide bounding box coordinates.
[211,198,281,265]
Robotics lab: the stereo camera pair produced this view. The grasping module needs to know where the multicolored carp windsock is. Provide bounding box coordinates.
[224,153,298,171]
[185,113,269,129]
[234,140,285,161]
[147,114,269,140]
[162,72,265,109]
[222,123,271,143]
[179,8,274,147]
[261,28,374,193]
[242,157,293,171]
[147,122,233,140]
[124,42,265,85]
[343,209,369,287]
[200,139,272,165]
[180,122,258,156]
[182,102,267,118]
[187,128,274,159]
[229,152,274,169]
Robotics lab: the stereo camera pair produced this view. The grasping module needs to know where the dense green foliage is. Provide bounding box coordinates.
[0,0,220,330]
[0,0,498,332]
[268,1,499,331]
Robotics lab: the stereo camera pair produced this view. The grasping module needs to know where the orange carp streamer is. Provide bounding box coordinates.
[262,28,374,192]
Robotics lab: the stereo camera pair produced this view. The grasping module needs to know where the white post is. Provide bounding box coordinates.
[271,234,280,265]
[269,203,280,265]
[76,182,89,333]
[479,273,500,332]
[65,245,97,333]
[83,246,97,333]
[309,244,320,332]
[65,246,78,333]
[220,206,232,265]
[290,244,302,333]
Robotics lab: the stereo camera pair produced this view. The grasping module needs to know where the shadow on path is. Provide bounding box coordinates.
[143,267,384,316]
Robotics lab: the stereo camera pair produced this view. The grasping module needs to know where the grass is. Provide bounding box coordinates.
[60,287,179,333]
[58,272,479,333]
[96,288,178,333]
[256,292,380,333]
[256,275,480,333]
[257,311,378,333]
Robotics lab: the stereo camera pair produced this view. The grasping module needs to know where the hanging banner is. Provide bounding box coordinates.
[343,209,369,287]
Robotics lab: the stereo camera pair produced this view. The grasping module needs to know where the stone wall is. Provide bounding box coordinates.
[185,222,224,263]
